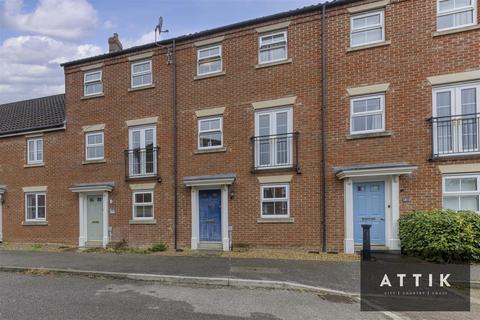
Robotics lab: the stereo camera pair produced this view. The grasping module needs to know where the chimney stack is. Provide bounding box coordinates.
[108,33,123,53]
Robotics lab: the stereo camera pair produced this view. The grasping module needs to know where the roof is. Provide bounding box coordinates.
[334,163,417,179]
[0,94,66,137]
[61,0,359,68]
[184,173,237,186]
[69,182,115,193]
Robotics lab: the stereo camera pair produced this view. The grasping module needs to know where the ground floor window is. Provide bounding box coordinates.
[261,184,289,217]
[443,175,480,212]
[132,190,154,219]
[25,192,46,221]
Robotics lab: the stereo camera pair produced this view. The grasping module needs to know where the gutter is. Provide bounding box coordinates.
[0,124,66,139]
[320,4,328,252]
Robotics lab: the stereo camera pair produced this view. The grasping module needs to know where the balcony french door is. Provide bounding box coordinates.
[433,84,479,156]
[254,107,293,168]
[128,126,156,177]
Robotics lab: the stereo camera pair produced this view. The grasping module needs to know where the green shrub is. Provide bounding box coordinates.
[399,209,480,263]
[149,243,168,252]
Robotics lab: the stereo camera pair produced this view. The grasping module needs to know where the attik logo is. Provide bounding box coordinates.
[379,274,451,287]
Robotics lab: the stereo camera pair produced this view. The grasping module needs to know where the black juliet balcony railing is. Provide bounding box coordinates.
[124,147,159,180]
[431,113,480,158]
[251,132,300,173]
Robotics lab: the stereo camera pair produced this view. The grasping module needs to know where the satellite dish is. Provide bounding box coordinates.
[156,16,163,34]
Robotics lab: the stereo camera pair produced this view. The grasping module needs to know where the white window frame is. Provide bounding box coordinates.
[132,190,154,220]
[350,10,385,47]
[25,192,47,222]
[350,94,385,135]
[258,30,288,65]
[128,125,157,177]
[437,0,477,32]
[27,137,43,164]
[260,184,290,218]
[197,116,223,150]
[432,82,480,155]
[197,45,223,76]
[85,131,104,161]
[442,174,480,212]
[83,70,103,97]
[131,60,152,88]
[254,106,294,169]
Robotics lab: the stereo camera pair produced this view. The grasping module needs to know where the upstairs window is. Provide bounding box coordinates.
[261,184,289,218]
[27,137,43,164]
[350,95,385,134]
[437,0,477,31]
[197,45,222,76]
[85,132,104,161]
[131,60,152,88]
[25,192,46,221]
[258,31,287,64]
[350,10,385,47]
[84,70,102,96]
[198,117,223,149]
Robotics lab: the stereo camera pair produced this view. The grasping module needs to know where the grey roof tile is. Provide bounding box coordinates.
[0,94,66,136]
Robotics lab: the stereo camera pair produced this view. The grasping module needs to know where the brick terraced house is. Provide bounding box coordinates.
[0,0,479,253]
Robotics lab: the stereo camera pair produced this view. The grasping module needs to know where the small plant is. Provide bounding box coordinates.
[149,243,168,252]
[31,244,42,250]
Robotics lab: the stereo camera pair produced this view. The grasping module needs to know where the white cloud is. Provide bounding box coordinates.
[103,20,116,30]
[1,0,98,40]
[0,35,103,103]
[123,30,156,49]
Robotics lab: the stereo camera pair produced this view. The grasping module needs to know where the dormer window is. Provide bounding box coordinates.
[84,70,103,96]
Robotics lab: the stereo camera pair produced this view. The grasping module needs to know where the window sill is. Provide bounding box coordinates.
[129,219,156,225]
[22,221,48,226]
[194,71,226,80]
[24,163,45,168]
[81,94,104,100]
[194,147,227,154]
[128,84,155,92]
[257,217,294,224]
[347,40,391,52]
[255,58,292,69]
[430,153,480,162]
[432,25,480,37]
[347,131,392,140]
[82,159,106,165]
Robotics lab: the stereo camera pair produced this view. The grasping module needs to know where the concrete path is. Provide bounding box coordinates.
[0,250,360,293]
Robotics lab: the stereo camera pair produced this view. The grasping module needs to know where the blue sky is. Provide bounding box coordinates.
[0,0,322,103]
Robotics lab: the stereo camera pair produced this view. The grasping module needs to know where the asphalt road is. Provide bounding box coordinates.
[0,272,478,320]
[0,272,387,320]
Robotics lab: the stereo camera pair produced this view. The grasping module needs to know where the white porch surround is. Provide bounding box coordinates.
[69,182,114,248]
[336,164,416,253]
[184,174,236,251]
[0,185,5,242]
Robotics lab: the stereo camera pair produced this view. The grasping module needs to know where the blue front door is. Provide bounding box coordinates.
[353,181,385,245]
[199,189,222,241]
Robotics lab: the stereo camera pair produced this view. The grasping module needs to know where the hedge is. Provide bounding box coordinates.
[399,209,480,263]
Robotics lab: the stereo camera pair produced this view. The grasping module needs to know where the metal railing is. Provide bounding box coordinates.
[431,113,480,158]
[124,147,159,179]
[251,132,300,173]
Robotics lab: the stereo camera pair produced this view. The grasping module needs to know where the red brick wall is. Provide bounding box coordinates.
[324,0,480,251]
